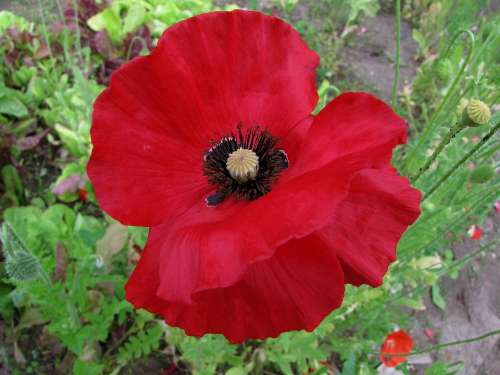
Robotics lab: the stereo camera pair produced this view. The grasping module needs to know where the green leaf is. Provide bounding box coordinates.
[340,352,356,375]
[431,283,446,310]
[96,222,128,270]
[123,3,146,34]
[347,0,379,25]
[226,367,246,375]
[87,8,122,44]
[72,359,104,375]
[54,124,82,157]
[470,165,495,184]
[1,223,41,281]
[5,251,41,281]
[399,296,426,311]
[1,165,24,204]
[117,324,163,366]
[425,361,448,375]
[0,96,29,118]
[0,11,30,33]
[412,29,429,56]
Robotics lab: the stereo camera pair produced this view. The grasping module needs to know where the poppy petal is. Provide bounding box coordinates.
[126,230,344,343]
[293,92,407,177]
[155,155,362,304]
[380,330,414,367]
[88,10,319,226]
[87,75,210,227]
[153,10,319,140]
[318,168,421,287]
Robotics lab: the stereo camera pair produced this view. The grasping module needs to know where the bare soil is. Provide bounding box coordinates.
[1,1,498,374]
[412,215,500,374]
[342,13,418,101]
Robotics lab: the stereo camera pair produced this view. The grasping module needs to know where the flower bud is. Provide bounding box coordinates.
[5,251,41,281]
[433,58,452,87]
[460,99,491,127]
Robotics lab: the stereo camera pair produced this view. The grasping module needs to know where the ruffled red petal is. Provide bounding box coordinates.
[292,92,407,178]
[155,155,365,305]
[318,168,421,287]
[88,10,319,226]
[126,227,344,343]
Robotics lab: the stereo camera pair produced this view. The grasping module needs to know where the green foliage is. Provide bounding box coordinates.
[1,165,24,207]
[271,0,299,13]
[0,83,29,118]
[117,324,164,365]
[469,164,495,184]
[88,0,214,41]
[0,11,30,34]
[0,1,498,374]
[346,0,379,26]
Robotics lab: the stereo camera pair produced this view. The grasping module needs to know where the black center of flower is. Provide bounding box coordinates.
[203,124,288,206]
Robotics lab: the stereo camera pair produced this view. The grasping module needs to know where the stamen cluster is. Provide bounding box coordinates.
[203,125,288,205]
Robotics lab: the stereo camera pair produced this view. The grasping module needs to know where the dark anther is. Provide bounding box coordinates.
[203,124,289,206]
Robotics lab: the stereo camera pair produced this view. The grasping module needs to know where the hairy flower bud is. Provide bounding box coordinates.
[460,99,491,127]
[433,58,452,87]
[5,251,41,281]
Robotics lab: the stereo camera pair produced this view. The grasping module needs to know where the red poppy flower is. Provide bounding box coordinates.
[380,330,414,367]
[77,188,88,202]
[467,224,482,240]
[87,10,421,343]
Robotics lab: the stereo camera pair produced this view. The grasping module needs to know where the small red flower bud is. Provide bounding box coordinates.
[380,330,414,367]
[467,225,483,240]
[77,188,88,202]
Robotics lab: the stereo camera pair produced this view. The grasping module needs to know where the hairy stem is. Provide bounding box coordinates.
[391,0,401,108]
[424,121,500,201]
[381,329,500,358]
[402,30,475,173]
[412,123,465,183]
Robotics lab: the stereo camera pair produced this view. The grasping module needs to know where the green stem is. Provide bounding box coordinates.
[37,0,53,60]
[424,121,500,201]
[391,0,401,108]
[381,329,500,358]
[402,30,475,173]
[71,0,84,67]
[390,239,499,305]
[126,36,148,61]
[412,123,465,183]
[397,186,498,263]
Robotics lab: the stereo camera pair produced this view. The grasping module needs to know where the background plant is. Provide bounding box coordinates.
[0,1,498,374]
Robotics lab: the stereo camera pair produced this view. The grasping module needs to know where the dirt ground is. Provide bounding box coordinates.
[338,9,499,374]
[341,9,500,374]
[1,1,499,374]
[412,214,500,375]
